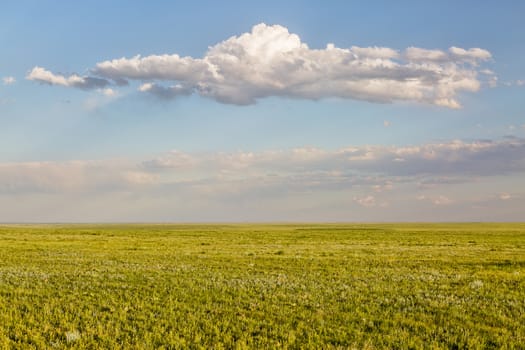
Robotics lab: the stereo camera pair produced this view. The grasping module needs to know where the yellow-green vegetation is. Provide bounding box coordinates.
[0,223,524,349]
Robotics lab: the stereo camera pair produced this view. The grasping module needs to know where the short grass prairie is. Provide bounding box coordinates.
[0,223,524,349]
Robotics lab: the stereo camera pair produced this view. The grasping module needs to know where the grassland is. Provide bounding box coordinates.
[0,223,524,349]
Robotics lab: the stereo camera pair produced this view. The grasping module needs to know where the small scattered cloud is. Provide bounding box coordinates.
[138,82,193,99]
[416,194,454,205]
[417,177,469,189]
[353,195,376,207]
[353,195,388,207]
[502,80,524,87]
[101,88,117,97]
[448,47,492,63]
[433,195,453,205]
[499,193,511,200]
[383,120,391,127]
[404,47,448,62]
[373,181,393,192]
[3,76,16,85]
[28,23,493,108]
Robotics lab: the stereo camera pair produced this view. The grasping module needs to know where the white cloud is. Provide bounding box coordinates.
[433,195,453,205]
[350,46,399,59]
[138,82,193,99]
[95,54,209,82]
[448,46,492,63]
[3,76,16,85]
[373,181,393,192]
[499,193,511,200]
[30,23,493,108]
[416,194,455,206]
[354,195,376,207]
[353,195,389,207]
[404,46,491,64]
[502,80,525,87]
[101,88,117,97]
[26,66,109,89]
[405,47,448,62]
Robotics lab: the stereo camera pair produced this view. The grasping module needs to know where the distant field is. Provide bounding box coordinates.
[0,224,524,349]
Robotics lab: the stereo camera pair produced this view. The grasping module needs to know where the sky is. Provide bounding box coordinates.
[1,0,524,222]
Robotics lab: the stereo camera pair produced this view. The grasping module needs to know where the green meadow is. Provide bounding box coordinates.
[0,223,523,349]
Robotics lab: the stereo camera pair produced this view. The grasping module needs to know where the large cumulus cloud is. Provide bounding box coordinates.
[27,23,492,108]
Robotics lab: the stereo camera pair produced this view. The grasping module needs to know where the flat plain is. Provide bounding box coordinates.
[0,223,524,349]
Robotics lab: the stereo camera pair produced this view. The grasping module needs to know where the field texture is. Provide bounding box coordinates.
[0,224,524,349]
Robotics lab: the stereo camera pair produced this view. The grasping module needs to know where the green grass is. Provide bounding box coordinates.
[0,223,524,349]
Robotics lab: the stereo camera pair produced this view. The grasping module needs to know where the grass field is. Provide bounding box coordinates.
[0,223,524,349]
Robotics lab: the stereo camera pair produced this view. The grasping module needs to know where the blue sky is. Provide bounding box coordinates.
[1,1,524,222]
